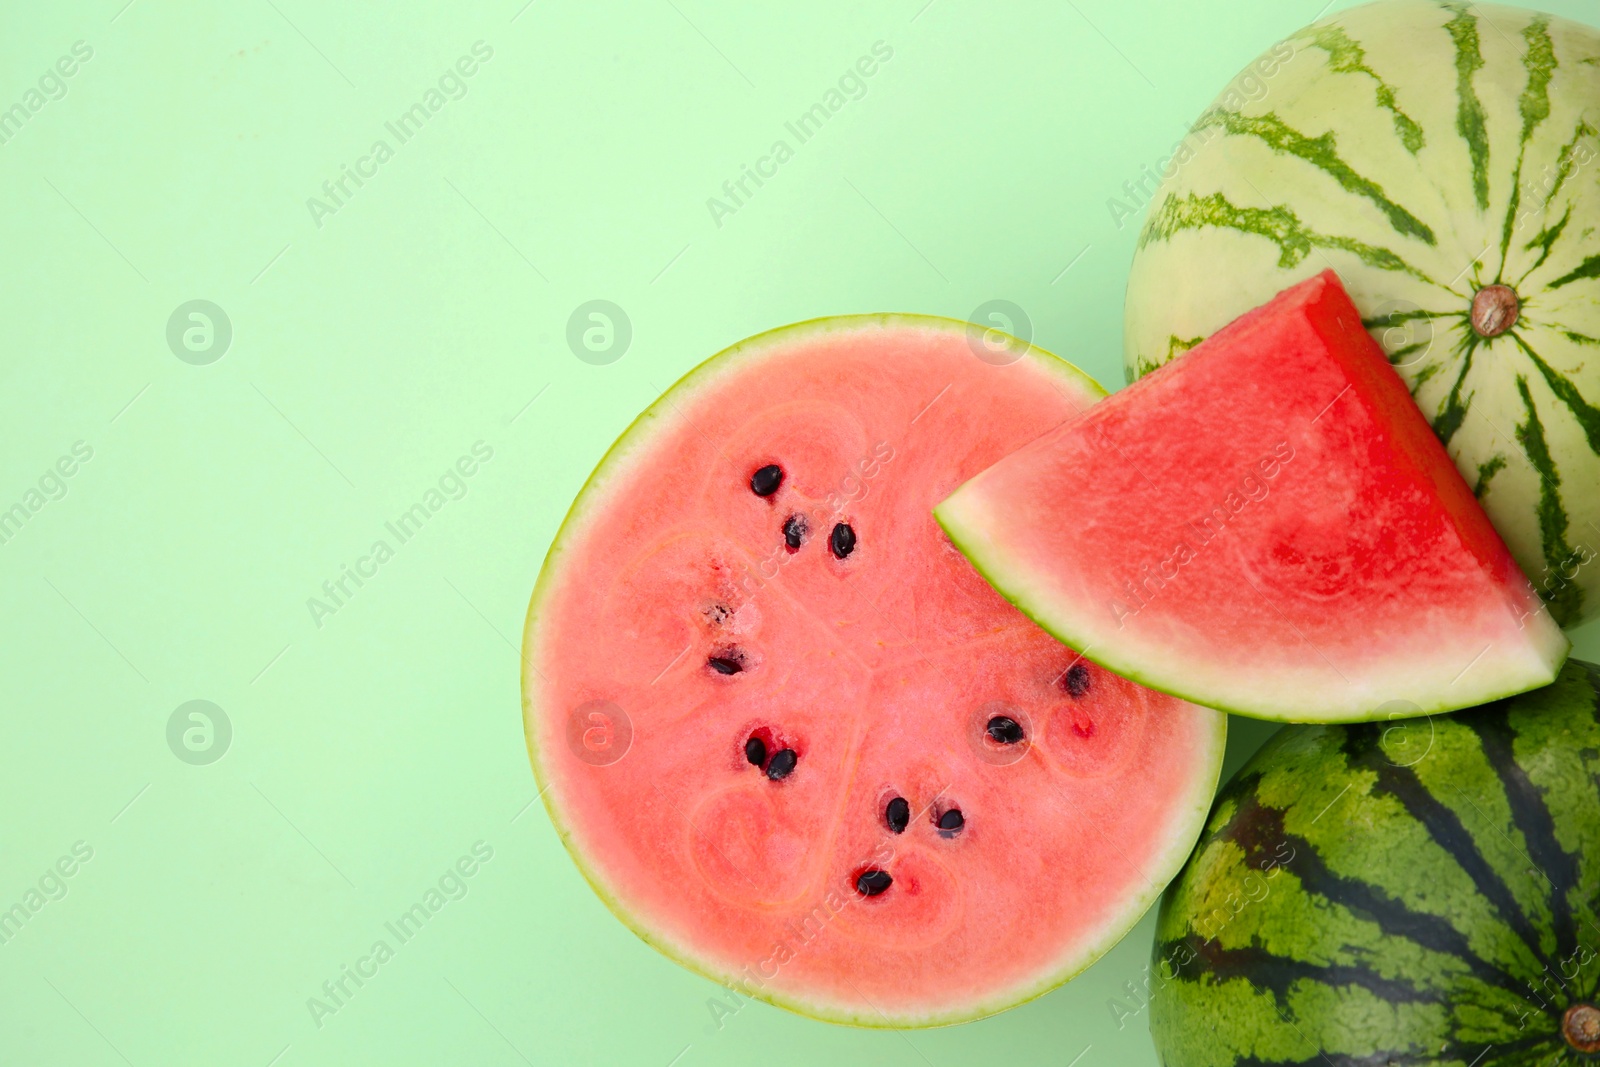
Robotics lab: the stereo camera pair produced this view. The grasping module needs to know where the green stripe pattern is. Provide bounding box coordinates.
[1290,22,1425,153]
[1442,2,1492,211]
[1142,191,1436,282]
[1496,16,1554,268]
[1190,109,1436,244]
[1149,660,1600,1067]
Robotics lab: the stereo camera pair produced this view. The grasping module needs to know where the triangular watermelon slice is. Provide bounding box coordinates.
[936,272,1568,723]
[523,316,1226,1026]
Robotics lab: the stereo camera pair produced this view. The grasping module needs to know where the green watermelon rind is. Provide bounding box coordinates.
[521,314,1229,1028]
[933,491,1566,726]
[1147,658,1600,1066]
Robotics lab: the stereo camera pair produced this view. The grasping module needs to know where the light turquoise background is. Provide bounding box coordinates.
[4,2,1598,1064]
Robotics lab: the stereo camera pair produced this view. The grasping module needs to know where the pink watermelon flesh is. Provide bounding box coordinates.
[936,271,1568,724]
[523,316,1226,1026]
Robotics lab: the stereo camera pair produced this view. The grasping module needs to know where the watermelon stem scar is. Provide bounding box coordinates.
[1566,1004,1600,1053]
[1471,283,1520,337]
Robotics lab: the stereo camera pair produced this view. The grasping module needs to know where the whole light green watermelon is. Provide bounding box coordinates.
[1150,659,1600,1066]
[1123,0,1600,626]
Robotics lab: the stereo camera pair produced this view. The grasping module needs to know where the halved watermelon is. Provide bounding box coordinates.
[522,316,1227,1026]
[936,272,1568,723]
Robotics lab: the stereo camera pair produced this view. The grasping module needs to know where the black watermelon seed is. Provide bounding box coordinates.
[885,796,910,834]
[830,522,856,559]
[856,868,893,896]
[937,809,964,834]
[783,514,809,550]
[744,736,766,766]
[766,748,798,780]
[1064,663,1092,698]
[708,656,743,675]
[751,464,783,497]
[986,716,1024,744]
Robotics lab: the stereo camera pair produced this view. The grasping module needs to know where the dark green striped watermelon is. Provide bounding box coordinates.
[1123,0,1600,627]
[1150,659,1600,1066]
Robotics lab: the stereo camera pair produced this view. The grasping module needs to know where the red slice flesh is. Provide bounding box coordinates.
[936,272,1568,723]
[523,317,1225,1026]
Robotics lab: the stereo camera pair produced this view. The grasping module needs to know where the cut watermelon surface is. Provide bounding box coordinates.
[522,316,1227,1026]
[936,272,1568,724]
